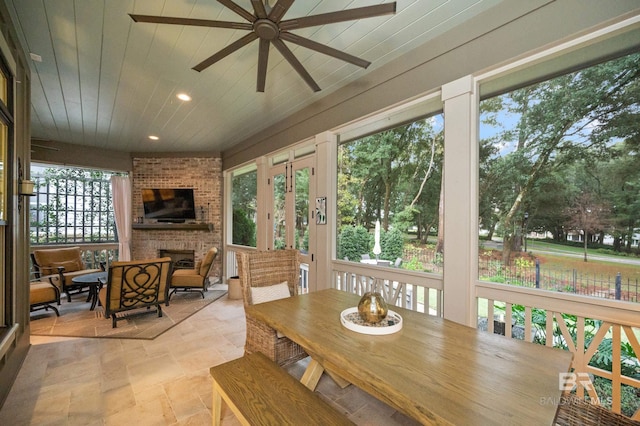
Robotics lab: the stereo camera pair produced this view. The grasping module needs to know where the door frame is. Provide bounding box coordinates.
[267,154,316,292]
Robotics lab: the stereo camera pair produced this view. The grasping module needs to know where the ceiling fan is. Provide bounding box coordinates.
[130,0,396,92]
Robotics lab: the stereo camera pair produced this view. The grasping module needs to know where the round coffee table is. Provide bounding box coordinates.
[71,271,108,310]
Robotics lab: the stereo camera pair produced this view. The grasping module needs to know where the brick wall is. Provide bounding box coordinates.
[131,156,223,280]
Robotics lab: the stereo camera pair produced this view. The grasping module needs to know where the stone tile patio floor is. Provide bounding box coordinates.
[0,287,419,425]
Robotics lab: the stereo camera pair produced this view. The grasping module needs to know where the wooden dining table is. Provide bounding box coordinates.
[245,288,574,425]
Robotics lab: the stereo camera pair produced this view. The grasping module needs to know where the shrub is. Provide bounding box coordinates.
[338,225,370,261]
[232,208,256,247]
[404,257,423,271]
[592,378,640,418]
[381,227,404,261]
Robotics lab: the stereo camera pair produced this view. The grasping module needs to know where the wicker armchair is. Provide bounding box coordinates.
[237,249,307,367]
[555,394,639,425]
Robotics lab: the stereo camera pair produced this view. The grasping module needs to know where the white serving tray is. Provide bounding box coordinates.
[340,307,403,335]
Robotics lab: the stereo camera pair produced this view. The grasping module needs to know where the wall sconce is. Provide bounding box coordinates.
[17,157,35,196]
[18,157,35,212]
[19,179,35,196]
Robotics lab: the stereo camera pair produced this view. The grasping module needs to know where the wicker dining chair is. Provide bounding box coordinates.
[554,394,639,425]
[237,249,307,367]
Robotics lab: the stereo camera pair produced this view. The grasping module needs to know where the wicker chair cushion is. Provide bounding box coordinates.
[250,282,290,338]
[250,282,290,305]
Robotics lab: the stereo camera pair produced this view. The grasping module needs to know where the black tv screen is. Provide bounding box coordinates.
[142,188,196,221]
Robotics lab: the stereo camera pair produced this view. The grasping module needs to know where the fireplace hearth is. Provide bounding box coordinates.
[159,249,194,270]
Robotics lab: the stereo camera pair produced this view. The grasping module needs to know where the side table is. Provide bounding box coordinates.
[71,271,108,310]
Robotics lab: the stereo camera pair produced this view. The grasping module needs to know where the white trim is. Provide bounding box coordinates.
[332,90,443,143]
[475,14,640,84]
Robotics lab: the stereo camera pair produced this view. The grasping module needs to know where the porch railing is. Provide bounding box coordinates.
[329,260,639,420]
[331,260,444,316]
[476,281,640,419]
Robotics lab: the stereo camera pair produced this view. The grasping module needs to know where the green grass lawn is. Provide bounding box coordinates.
[527,239,639,260]
[481,239,640,281]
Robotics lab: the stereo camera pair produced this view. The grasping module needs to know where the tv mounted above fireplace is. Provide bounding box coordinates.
[142,188,196,223]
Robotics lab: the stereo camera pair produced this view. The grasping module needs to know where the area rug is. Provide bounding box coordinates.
[30,286,227,340]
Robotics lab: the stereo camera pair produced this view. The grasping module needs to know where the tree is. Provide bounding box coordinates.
[231,169,257,247]
[338,116,443,235]
[564,193,610,261]
[480,53,640,264]
[600,142,640,253]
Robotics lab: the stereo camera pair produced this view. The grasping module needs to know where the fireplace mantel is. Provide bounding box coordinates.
[132,223,212,231]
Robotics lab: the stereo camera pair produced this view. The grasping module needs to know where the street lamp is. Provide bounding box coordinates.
[523,212,529,252]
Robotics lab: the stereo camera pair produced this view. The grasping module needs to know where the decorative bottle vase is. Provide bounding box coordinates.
[357,291,388,324]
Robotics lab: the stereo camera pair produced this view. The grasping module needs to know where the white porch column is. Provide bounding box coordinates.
[314,132,337,291]
[441,76,478,326]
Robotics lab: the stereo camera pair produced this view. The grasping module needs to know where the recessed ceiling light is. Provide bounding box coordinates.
[148,135,159,141]
[176,93,192,101]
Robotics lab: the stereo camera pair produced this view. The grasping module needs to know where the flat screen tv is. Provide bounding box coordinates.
[142,188,196,222]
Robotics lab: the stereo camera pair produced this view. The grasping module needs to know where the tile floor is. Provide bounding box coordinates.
[0,288,419,425]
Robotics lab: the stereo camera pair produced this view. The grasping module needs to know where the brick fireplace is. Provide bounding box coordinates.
[131,155,223,279]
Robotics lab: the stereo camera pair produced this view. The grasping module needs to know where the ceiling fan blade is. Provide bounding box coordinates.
[280,32,370,69]
[272,39,320,92]
[257,39,270,92]
[216,0,256,23]
[267,0,294,23]
[280,2,396,31]
[129,14,252,30]
[192,32,258,72]
[251,0,268,19]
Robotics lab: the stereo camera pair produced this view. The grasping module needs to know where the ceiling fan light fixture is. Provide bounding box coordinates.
[130,1,397,92]
[176,93,192,101]
[254,20,279,40]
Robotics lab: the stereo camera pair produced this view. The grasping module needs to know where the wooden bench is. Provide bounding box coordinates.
[209,352,354,426]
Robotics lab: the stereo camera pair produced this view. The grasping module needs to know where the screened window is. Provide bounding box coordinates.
[337,111,444,273]
[231,164,257,247]
[478,52,640,302]
[29,165,118,244]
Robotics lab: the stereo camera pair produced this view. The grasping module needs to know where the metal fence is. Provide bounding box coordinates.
[401,247,639,303]
[479,258,639,302]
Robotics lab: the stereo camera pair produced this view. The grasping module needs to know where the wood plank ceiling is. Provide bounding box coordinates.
[5,0,500,153]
